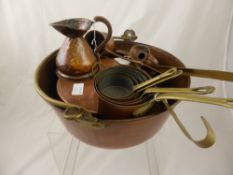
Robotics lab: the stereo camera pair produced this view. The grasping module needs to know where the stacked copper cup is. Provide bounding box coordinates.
[94,65,151,119]
[94,66,183,119]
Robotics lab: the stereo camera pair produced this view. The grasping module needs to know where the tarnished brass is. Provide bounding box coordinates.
[155,93,233,109]
[119,29,137,41]
[133,68,183,92]
[153,93,233,148]
[133,86,216,117]
[162,99,215,148]
[147,64,233,82]
[143,86,215,95]
[63,107,105,128]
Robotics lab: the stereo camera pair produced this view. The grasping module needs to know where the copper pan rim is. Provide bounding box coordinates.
[35,44,190,122]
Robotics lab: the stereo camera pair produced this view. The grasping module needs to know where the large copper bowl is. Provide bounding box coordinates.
[34,41,190,149]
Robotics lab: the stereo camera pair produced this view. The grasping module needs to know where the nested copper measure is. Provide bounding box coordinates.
[94,65,152,119]
[94,66,184,119]
[94,65,150,101]
[95,66,182,102]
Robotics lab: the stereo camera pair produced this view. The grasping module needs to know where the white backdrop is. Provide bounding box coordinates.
[0,0,233,174]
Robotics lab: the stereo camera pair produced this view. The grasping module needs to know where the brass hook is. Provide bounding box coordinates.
[162,99,215,148]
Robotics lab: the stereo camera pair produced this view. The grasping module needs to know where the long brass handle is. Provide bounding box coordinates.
[143,86,215,95]
[133,68,183,92]
[105,48,233,82]
[133,86,216,117]
[162,99,215,148]
[152,64,233,82]
[155,93,233,109]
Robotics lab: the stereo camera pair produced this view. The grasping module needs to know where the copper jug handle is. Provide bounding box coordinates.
[94,16,112,54]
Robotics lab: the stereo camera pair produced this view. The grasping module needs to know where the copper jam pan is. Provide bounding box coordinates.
[34,41,190,149]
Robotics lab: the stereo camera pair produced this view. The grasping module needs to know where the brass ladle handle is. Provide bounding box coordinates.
[133,86,216,117]
[133,68,183,92]
[162,99,215,148]
[152,64,233,82]
[155,93,233,109]
[143,86,215,95]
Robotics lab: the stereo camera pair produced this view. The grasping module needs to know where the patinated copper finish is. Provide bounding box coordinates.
[129,44,159,67]
[56,37,97,76]
[57,77,98,114]
[34,41,190,149]
[51,16,112,78]
[56,58,120,114]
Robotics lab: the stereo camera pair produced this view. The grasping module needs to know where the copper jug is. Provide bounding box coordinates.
[51,16,112,79]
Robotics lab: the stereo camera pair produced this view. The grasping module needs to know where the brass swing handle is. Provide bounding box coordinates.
[63,106,105,129]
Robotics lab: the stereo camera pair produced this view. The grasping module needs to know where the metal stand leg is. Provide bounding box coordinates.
[48,119,160,175]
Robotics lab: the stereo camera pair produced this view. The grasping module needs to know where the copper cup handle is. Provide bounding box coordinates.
[94,16,112,54]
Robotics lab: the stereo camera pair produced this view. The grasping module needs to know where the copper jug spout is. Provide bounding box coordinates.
[50,18,93,38]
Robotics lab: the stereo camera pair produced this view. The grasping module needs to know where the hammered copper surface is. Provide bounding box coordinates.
[52,16,112,78]
[56,37,97,76]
